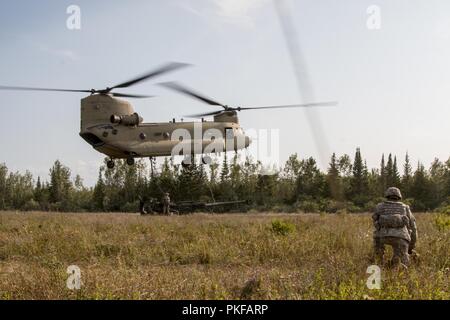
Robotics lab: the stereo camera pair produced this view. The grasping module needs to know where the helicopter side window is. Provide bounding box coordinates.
[225,128,234,140]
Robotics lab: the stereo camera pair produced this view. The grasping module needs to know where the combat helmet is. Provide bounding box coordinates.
[385,187,402,200]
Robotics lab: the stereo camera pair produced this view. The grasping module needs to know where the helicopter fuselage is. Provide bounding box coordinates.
[79,94,251,160]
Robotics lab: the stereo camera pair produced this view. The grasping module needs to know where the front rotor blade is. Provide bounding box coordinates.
[184,109,224,118]
[274,0,332,169]
[159,82,226,107]
[110,62,190,91]
[111,92,154,99]
[0,85,91,93]
[238,101,338,111]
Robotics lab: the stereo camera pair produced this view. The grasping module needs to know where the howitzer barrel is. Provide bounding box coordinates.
[203,200,247,207]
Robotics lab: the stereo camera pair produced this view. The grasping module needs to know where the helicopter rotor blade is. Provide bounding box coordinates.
[109,62,190,91]
[159,81,227,108]
[238,101,337,111]
[274,0,332,169]
[0,62,190,97]
[184,101,337,118]
[110,92,154,99]
[0,85,92,93]
[184,109,225,118]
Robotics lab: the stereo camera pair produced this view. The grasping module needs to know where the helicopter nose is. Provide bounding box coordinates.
[245,135,252,148]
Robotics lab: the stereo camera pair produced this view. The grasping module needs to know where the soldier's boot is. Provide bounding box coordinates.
[409,249,420,263]
[389,256,407,270]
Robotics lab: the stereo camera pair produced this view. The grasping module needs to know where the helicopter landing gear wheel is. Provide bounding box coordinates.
[202,155,212,165]
[181,155,193,168]
[181,161,189,168]
[126,157,135,166]
[107,159,115,169]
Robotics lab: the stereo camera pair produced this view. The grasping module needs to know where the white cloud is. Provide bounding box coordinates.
[214,0,265,18]
[176,0,268,28]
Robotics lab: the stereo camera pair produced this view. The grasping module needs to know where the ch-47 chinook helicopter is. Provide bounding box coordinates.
[0,62,336,169]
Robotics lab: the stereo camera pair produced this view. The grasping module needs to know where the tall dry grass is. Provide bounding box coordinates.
[0,211,448,299]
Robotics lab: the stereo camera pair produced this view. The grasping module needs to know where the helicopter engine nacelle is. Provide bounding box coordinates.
[110,112,143,126]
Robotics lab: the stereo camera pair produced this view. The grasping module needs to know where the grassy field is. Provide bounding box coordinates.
[0,211,448,300]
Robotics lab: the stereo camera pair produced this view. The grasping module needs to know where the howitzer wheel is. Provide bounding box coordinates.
[202,156,212,165]
[107,160,115,169]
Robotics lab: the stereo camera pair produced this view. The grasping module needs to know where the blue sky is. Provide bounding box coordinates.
[1,0,449,186]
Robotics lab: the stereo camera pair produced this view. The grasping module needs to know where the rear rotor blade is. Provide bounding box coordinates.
[111,92,154,99]
[159,81,226,108]
[109,62,190,91]
[0,85,91,93]
[184,109,224,118]
[274,0,331,169]
[238,101,337,111]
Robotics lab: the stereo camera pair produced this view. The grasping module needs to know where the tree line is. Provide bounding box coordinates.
[1,148,449,213]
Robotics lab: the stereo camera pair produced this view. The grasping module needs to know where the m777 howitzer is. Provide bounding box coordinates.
[139,199,247,215]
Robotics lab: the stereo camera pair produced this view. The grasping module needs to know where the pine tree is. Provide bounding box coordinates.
[178,156,205,201]
[350,148,369,205]
[36,176,42,190]
[385,154,394,187]
[283,153,302,179]
[296,157,325,200]
[92,170,106,210]
[410,162,431,211]
[402,152,413,197]
[102,159,128,211]
[338,154,352,177]
[326,153,342,200]
[34,176,43,205]
[123,163,138,204]
[220,152,230,182]
[159,157,177,197]
[392,156,401,187]
[429,158,446,208]
[239,156,261,204]
[379,154,387,193]
[48,160,73,208]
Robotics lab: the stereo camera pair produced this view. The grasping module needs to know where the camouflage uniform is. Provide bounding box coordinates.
[372,187,418,267]
[162,192,171,215]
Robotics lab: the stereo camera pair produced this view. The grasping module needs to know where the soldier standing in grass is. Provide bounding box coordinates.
[162,192,171,215]
[139,195,147,215]
[372,187,418,268]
